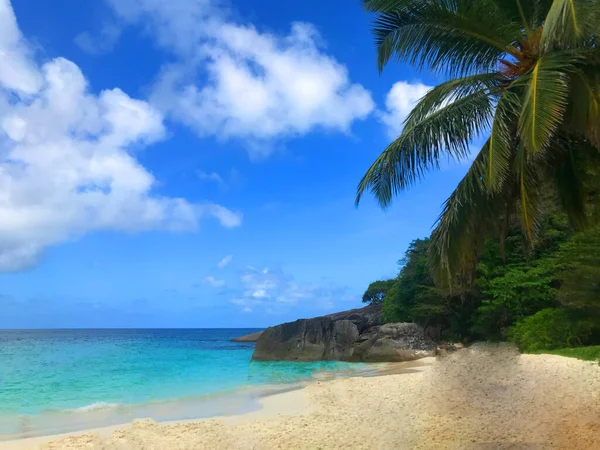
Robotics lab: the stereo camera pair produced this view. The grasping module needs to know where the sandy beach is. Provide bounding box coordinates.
[4,344,600,450]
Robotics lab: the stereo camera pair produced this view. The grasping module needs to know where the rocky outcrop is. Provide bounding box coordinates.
[251,304,437,362]
[352,323,437,362]
[325,304,382,331]
[231,331,263,342]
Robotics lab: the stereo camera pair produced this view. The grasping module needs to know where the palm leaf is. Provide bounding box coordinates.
[356,91,493,206]
[367,0,523,75]
[541,0,600,50]
[488,0,554,30]
[487,90,521,191]
[405,72,503,127]
[553,150,588,230]
[517,57,570,156]
[548,134,600,229]
[429,140,514,284]
[566,71,600,148]
[514,142,541,241]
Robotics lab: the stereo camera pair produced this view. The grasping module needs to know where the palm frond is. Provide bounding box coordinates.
[541,0,600,51]
[514,142,541,241]
[405,72,503,127]
[553,150,588,230]
[566,71,600,148]
[356,91,493,206]
[548,134,600,229]
[487,90,521,191]
[368,0,523,75]
[517,57,570,156]
[429,140,514,284]
[487,0,554,30]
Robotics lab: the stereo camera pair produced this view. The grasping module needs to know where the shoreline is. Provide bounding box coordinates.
[0,383,312,450]
[3,348,600,449]
[0,359,428,448]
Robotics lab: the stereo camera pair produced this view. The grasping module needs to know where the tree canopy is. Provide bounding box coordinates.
[362,279,395,304]
[368,211,600,349]
[357,0,600,284]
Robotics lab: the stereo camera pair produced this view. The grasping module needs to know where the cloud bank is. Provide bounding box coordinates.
[105,0,375,156]
[0,0,240,271]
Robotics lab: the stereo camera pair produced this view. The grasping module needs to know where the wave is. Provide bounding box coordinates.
[66,402,121,413]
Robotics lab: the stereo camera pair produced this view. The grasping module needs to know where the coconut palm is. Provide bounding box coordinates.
[356,0,600,283]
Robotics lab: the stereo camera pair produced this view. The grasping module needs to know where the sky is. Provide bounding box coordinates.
[0,0,474,328]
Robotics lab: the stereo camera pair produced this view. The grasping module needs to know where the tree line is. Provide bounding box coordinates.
[363,209,600,350]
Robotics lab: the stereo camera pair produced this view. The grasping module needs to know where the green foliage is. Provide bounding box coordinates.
[473,260,556,339]
[358,0,600,351]
[508,308,597,352]
[372,213,600,347]
[381,239,433,322]
[357,0,600,283]
[554,226,600,314]
[362,279,395,304]
[381,238,479,340]
[528,345,600,362]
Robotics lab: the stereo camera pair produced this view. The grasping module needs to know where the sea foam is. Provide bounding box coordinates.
[67,402,121,413]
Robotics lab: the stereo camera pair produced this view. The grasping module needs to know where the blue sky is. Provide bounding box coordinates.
[0,0,472,328]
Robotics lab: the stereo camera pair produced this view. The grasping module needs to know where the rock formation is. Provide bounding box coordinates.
[251,304,436,362]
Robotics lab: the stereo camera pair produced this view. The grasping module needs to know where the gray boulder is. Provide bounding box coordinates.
[251,317,360,361]
[325,304,382,332]
[351,323,437,362]
[251,304,436,362]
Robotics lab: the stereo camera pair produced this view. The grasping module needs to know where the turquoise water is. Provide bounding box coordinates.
[0,329,367,439]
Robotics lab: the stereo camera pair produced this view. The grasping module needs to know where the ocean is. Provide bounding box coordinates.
[0,329,370,440]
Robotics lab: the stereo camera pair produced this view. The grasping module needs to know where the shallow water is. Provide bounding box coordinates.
[0,329,372,439]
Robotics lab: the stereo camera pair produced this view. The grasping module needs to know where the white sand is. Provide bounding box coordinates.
[3,344,600,449]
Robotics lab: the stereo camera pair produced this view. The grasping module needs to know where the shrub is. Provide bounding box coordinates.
[508,308,596,352]
[472,260,556,340]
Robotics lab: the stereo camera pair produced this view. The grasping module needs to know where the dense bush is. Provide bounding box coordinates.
[472,260,556,340]
[508,309,597,352]
[554,227,600,315]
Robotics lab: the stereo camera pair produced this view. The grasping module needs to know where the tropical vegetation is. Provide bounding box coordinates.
[357,0,600,284]
[362,210,600,351]
[358,0,600,354]
[529,345,600,361]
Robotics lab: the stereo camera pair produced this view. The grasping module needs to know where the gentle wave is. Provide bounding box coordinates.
[66,402,121,413]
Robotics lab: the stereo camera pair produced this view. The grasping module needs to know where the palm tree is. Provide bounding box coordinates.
[356,0,600,283]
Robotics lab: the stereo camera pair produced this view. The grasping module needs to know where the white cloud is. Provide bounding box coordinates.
[0,0,241,271]
[199,205,241,228]
[197,168,242,190]
[197,170,225,187]
[217,254,233,269]
[74,24,121,55]
[230,266,350,313]
[0,0,42,93]
[105,0,375,156]
[203,275,225,288]
[380,81,431,139]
